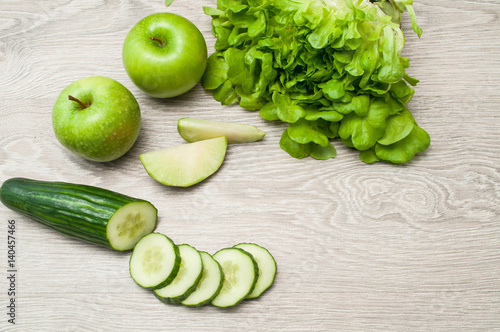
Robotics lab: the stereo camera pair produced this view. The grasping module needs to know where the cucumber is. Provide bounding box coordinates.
[211,247,259,308]
[129,233,180,290]
[154,244,204,303]
[234,243,277,299]
[181,251,224,307]
[0,177,157,251]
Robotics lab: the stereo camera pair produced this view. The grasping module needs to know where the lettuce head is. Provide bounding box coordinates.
[201,0,430,163]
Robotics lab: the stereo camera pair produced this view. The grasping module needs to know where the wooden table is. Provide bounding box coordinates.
[1,1,499,331]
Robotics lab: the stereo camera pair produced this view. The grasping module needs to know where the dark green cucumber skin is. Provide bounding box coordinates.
[0,177,155,250]
[155,269,204,304]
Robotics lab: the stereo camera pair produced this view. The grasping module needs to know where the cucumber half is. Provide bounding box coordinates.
[181,251,224,307]
[154,244,204,304]
[129,233,180,290]
[211,248,258,308]
[0,178,158,251]
[234,243,277,299]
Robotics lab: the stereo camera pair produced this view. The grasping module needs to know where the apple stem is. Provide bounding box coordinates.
[68,95,90,109]
[150,37,165,48]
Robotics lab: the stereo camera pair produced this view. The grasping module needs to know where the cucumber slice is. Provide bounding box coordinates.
[129,233,180,290]
[211,248,258,308]
[154,244,204,304]
[181,251,224,307]
[234,243,277,299]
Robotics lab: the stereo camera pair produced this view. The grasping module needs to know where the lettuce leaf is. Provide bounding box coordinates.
[201,0,429,163]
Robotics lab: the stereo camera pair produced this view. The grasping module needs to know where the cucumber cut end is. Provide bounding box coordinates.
[129,233,180,290]
[107,201,158,251]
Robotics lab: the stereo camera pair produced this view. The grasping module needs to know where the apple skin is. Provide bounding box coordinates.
[122,12,207,98]
[52,76,141,162]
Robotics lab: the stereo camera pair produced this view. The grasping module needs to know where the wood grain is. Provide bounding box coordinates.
[1,0,499,331]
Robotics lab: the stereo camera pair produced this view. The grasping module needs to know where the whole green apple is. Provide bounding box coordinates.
[52,76,141,162]
[122,12,207,98]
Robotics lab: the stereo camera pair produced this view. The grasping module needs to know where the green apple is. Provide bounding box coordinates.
[139,137,227,187]
[177,117,266,144]
[52,76,141,162]
[122,12,207,98]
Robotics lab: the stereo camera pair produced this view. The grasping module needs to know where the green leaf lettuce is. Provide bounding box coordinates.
[201,0,429,164]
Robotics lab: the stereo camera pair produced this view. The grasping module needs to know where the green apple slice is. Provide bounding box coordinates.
[139,136,227,187]
[177,117,265,144]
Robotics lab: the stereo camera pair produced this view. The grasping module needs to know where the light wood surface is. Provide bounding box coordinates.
[1,0,499,331]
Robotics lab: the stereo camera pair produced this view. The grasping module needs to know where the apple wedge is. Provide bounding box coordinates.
[139,136,227,187]
[177,117,265,144]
